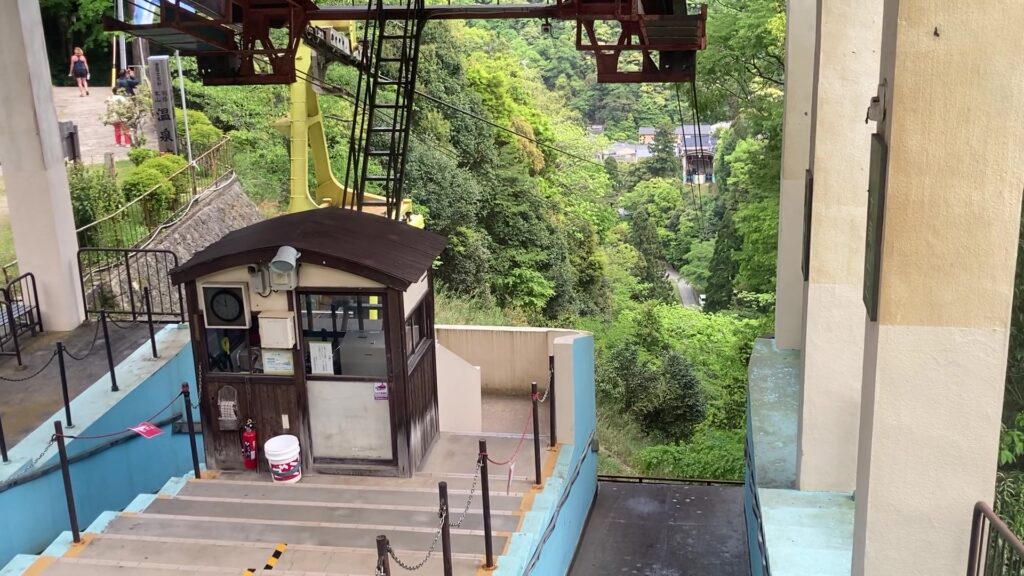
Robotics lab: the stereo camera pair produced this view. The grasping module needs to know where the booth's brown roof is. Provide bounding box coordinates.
[170,208,447,290]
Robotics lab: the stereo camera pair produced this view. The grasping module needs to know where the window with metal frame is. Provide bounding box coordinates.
[300,292,388,379]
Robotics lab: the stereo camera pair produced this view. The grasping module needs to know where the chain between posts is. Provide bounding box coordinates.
[0,350,57,382]
[2,437,56,483]
[448,458,482,529]
[387,505,448,571]
[63,321,102,361]
[537,385,550,404]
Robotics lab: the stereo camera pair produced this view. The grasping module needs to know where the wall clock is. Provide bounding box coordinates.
[202,284,250,328]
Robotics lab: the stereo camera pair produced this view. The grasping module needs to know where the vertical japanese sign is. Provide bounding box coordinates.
[148,55,178,154]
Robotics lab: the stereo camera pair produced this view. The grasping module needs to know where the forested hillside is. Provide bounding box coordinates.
[45,0,786,480]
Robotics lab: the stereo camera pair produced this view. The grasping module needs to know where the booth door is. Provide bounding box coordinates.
[299,292,394,463]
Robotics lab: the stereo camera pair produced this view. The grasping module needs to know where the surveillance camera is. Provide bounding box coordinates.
[270,246,301,274]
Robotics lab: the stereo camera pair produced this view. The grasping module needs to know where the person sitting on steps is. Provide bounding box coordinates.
[115,68,140,97]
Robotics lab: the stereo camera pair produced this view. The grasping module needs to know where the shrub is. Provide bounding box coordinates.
[635,427,746,481]
[176,109,224,156]
[120,167,174,227]
[140,154,189,196]
[67,163,122,245]
[188,123,225,157]
[128,147,159,166]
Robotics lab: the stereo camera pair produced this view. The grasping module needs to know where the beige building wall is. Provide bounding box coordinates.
[852,1,1024,573]
[0,0,84,330]
[435,343,482,433]
[435,325,576,394]
[796,0,882,492]
[773,0,816,350]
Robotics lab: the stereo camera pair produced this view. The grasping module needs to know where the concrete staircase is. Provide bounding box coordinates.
[20,470,533,575]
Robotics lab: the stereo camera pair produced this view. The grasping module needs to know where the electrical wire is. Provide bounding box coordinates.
[412,90,606,168]
[675,83,704,237]
[690,80,710,239]
[293,66,606,169]
[321,111,462,161]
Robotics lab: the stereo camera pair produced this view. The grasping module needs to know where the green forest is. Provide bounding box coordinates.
[212,2,783,479]
[43,0,787,481]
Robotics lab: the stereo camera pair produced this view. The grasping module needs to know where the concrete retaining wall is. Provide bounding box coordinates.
[435,326,577,395]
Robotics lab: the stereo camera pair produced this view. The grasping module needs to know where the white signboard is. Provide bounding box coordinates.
[309,341,334,375]
[263,349,294,376]
[373,382,389,401]
[147,55,178,154]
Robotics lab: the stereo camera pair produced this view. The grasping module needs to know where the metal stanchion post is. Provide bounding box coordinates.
[101,311,118,392]
[531,382,541,486]
[438,481,453,576]
[0,413,8,463]
[376,535,391,576]
[54,421,81,543]
[479,440,494,568]
[182,383,201,479]
[144,287,157,358]
[548,355,557,447]
[57,343,73,428]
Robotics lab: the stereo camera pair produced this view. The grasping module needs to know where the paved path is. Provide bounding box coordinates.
[666,265,700,308]
[0,319,150,447]
[52,86,158,164]
[570,482,749,576]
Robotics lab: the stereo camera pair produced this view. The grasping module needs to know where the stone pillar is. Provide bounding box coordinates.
[852,2,1024,574]
[795,0,882,492]
[0,0,84,331]
[773,0,816,350]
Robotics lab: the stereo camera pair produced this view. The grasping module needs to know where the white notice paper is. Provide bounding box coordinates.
[309,341,334,375]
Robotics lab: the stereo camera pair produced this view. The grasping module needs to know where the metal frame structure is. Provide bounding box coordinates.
[106,0,707,85]
[105,0,317,84]
[105,0,706,217]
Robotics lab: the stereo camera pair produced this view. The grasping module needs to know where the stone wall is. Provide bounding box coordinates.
[148,174,263,262]
[80,175,263,320]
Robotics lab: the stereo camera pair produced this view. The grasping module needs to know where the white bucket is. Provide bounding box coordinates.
[264,435,302,484]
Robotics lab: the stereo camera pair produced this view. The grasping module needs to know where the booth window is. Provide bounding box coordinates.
[405,302,429,358]
[300,293,387,379]
[205,324,264,374]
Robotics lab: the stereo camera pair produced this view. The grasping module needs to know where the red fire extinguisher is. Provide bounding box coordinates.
[241,419,257,470]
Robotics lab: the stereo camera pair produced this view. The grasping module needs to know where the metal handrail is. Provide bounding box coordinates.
[967,501,1024,576]
[745,430,772,576]
[75,136,231,236]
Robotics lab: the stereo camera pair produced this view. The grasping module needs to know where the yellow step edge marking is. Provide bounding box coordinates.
[62,533,95,558]
[21,556,55,576]
[244,542,287,575]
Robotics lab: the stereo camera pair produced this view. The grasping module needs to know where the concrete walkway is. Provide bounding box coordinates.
[0,320,150,448]
[570,481,750,576]
[52,86,158,165]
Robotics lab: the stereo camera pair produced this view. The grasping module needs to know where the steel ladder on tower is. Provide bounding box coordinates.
[344,0,425,219]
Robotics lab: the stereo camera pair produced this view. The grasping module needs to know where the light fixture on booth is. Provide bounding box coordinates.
[269,245,301,291]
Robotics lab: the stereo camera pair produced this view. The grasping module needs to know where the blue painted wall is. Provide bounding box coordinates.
[527,450,597,576]
[570,336,595,464]
[0,342,204,567]
[745,397,767,576]
[493,334,597,576]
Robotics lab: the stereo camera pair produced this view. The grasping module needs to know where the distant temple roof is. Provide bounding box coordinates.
[171,208,447,289]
